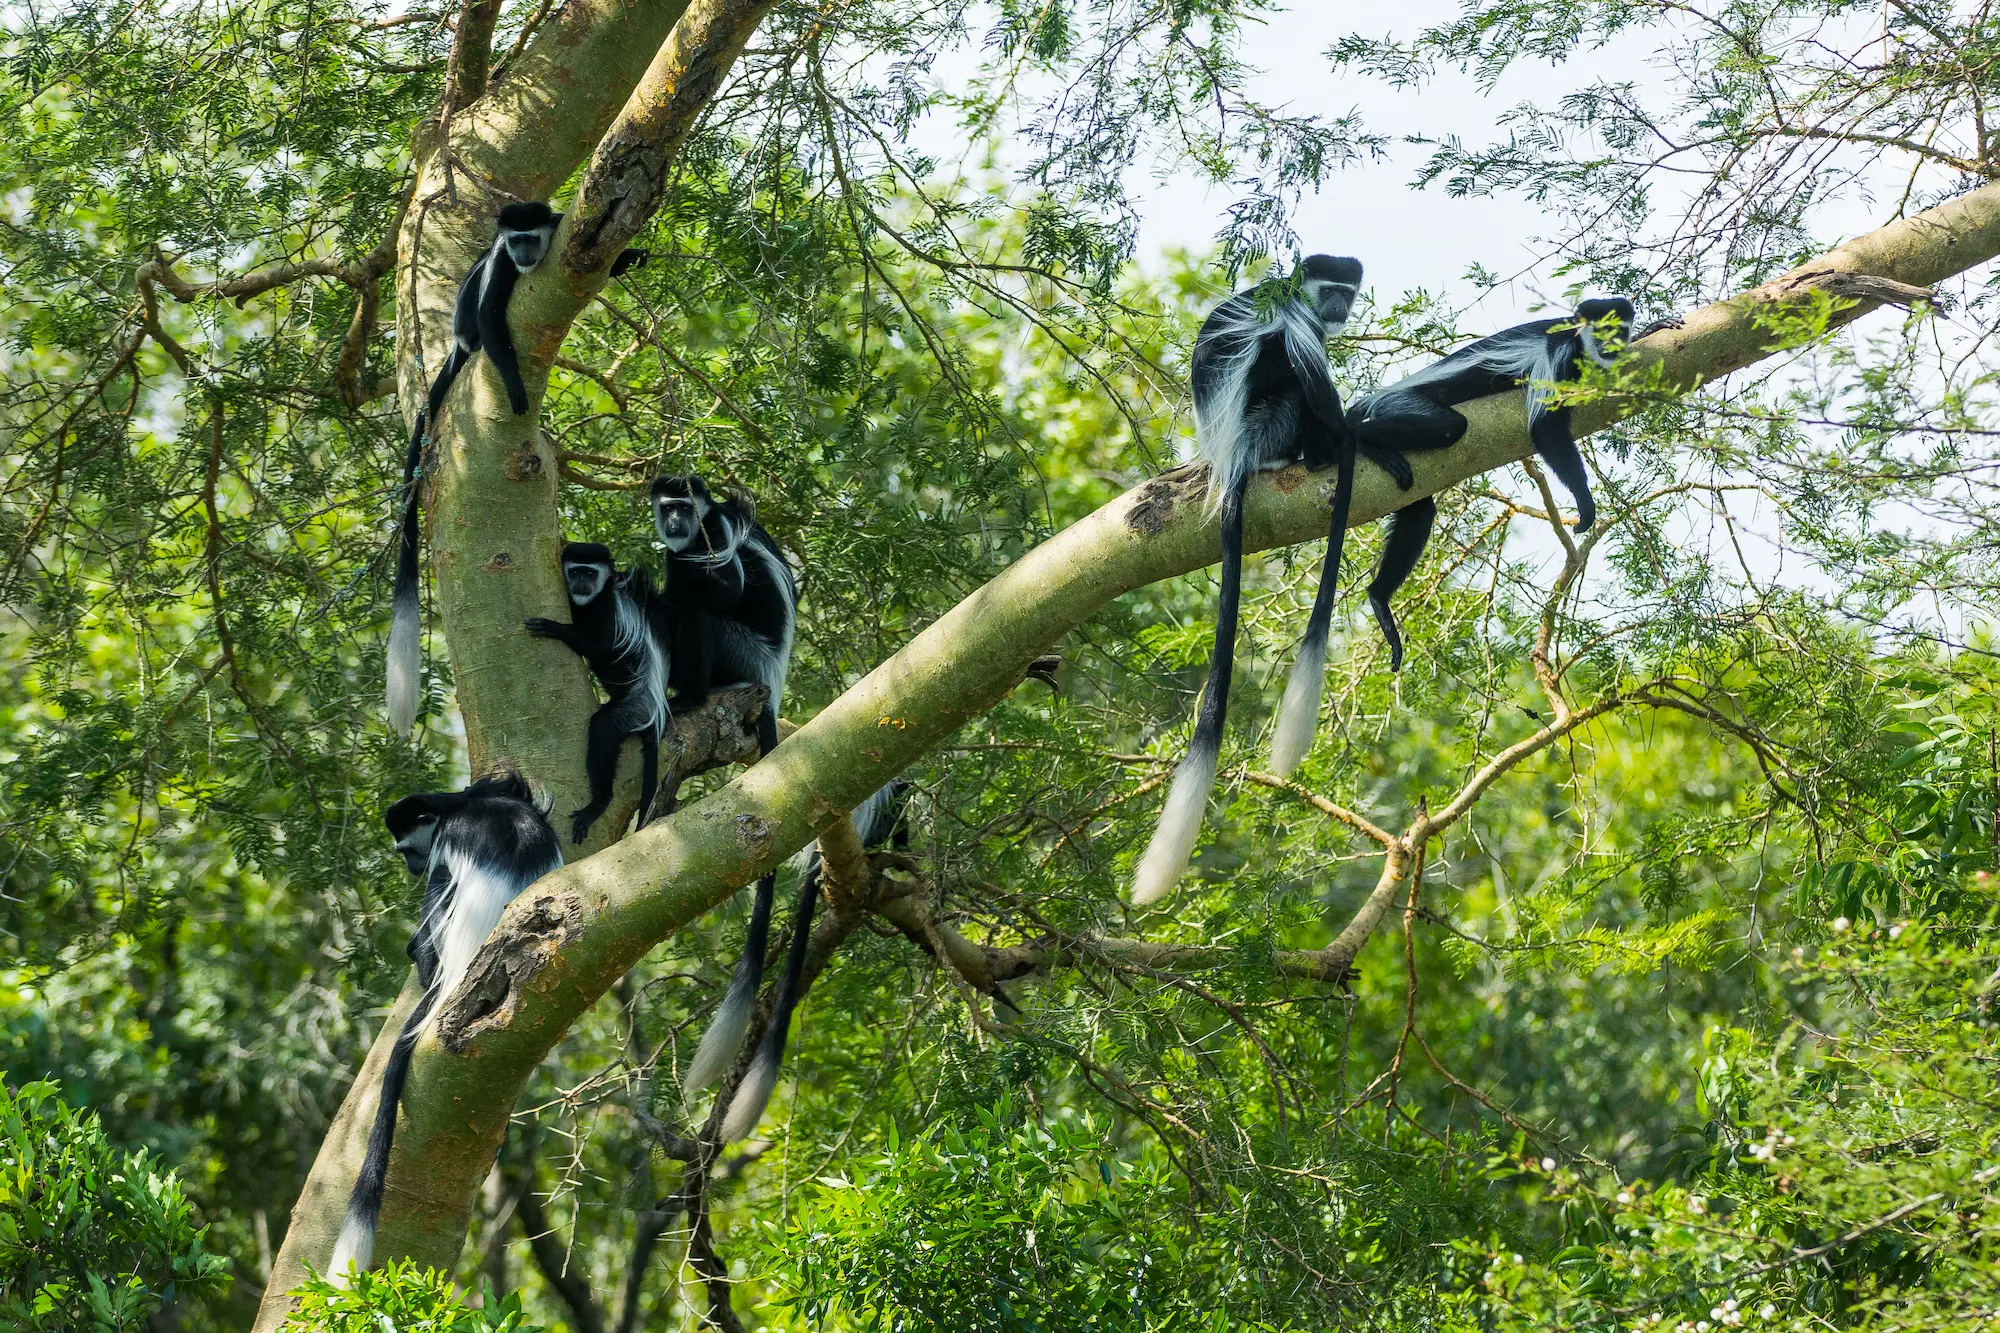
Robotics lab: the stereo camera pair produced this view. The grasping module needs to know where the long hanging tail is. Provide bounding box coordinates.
[327,991,436,1281]
[1270,436,1358,777]
[633,727,661,832]
[681,698,783,1092]
[1132,477,1247,906]
[682,871,775,1094]
[719,868,820,1142]
[386,414,425,734]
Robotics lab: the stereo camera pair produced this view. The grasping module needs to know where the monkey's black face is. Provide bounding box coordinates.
[1307,281,1358,333]
[559,542,615,604]
[504,226,555,275]
[384,797,441,874]
[1574,297,1636,367]
[650,477,713,552]
[394,821,436,874]
[1298,254,1364,334]
[495,203,560,275]
[565,561,611,604]
[653,498,707,551]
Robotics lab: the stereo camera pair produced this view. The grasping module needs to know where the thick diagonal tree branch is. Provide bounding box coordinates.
[275,180,2000,1309]
[562,0,778,274]
[445,0,506,111]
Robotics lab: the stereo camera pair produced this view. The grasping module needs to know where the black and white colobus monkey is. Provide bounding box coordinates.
[649,475,796,756]
[647,475,801,1098]
[525,542,672,843]
[330,772,563,1276]
[1269,296,1637,744]
[386,206,650,732]
[387,202,561,733]
[719,780,911,1141]
[1130,254,1365,907]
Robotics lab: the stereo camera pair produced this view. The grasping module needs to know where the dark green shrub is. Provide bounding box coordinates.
[0,1079,229,1331]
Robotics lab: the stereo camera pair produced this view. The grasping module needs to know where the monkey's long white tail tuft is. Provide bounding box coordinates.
[719,1048,780,1142]
[1131,739,1219,906]
[326,1205,375,1287]
[683,968,756,1094]
[1269,635,1328,777]
[386,579,420,733]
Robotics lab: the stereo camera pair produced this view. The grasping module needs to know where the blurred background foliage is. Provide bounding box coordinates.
[4,0,2000,1328]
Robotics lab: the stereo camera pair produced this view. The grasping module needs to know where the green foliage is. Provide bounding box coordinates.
[285,1262,543,1332]
[771,1098,1494,1332]
[1473,923,2000,1331]
[776,1107,1195,1331]
[0,1080,228,1331]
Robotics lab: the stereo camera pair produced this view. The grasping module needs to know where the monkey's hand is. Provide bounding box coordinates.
[524,617,576,645]
[1634,315,1684,340]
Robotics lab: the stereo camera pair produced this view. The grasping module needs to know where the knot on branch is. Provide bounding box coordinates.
[438,889,584,1049]
[1126,467,1207,535]
[644,685,768,822]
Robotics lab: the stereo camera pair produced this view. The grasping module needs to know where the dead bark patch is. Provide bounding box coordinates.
[1125,472,1192,535]
[438,888,585,1047]
[733,811,774,863]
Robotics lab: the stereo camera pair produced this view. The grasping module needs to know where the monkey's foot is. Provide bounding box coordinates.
[1362,447,1415,490]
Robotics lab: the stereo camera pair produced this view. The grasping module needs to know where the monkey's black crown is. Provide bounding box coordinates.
[1299,254,1364,288]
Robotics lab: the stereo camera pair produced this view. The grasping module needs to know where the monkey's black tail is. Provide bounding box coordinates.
[683,699,784,1096]
[1270,436,1358,777]
[386,413,425,734]
[633,727,661,831]
[327,992,435,1281]
[719,867,820,1142]
[682,871,775,1095]
[1132,475,1247,906]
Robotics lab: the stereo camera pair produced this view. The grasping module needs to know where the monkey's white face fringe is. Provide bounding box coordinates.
[326,1203,374,1286]
[386,581,420,733]
[1270,636,1328,777]
[1131,742,1219,905]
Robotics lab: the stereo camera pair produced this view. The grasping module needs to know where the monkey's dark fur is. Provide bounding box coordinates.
[330,773,562,1277]
[650,476,801,1103]
[526,542,671,844]
[1133,255,1365,907]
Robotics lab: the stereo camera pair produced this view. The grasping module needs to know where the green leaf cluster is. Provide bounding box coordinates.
[0,1079,228,1331]
[285,1262,544,1333]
